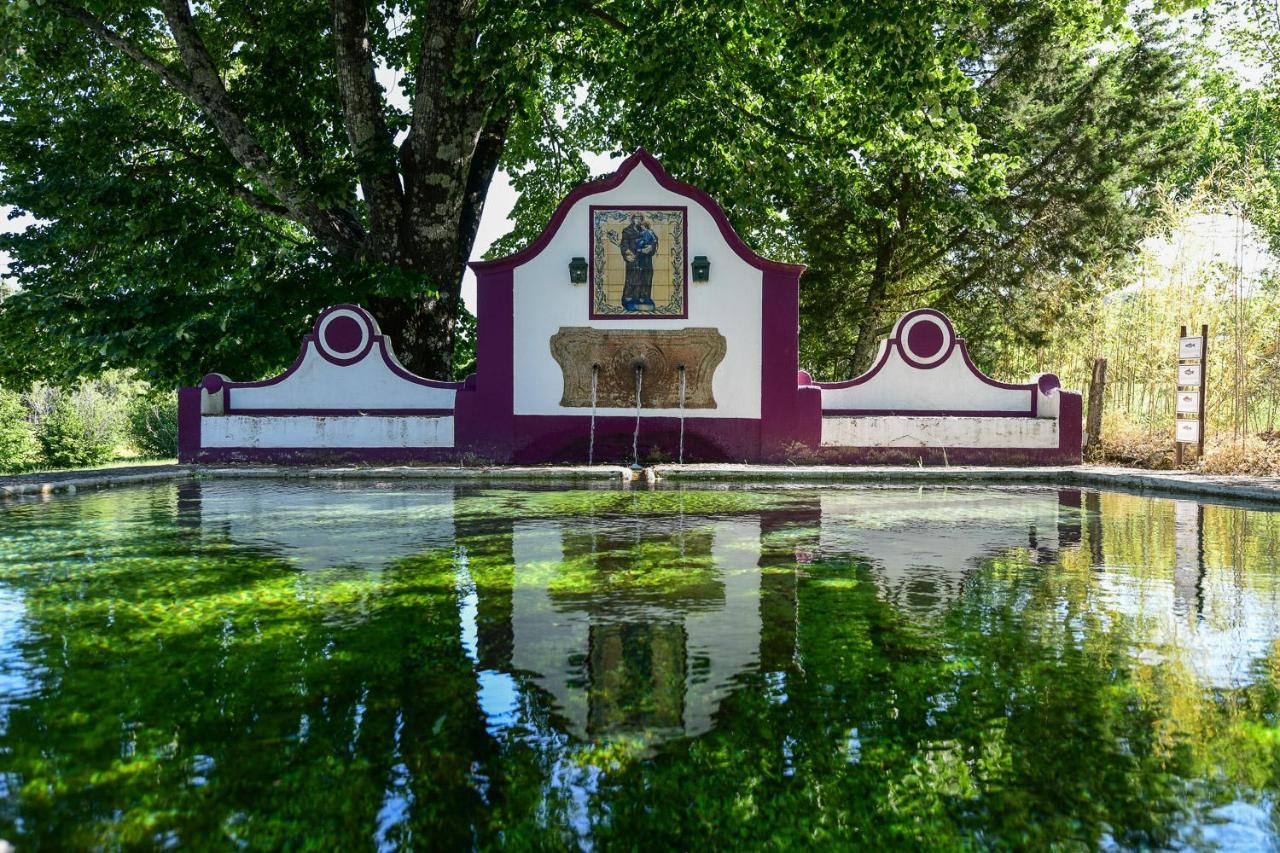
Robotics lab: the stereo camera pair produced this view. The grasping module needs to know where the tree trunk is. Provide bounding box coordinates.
[1085,356,1107,458]
[372,289,462,380]
[850,246,890,375]
[850,179,910,375]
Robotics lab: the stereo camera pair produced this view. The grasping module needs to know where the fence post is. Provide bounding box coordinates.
[1085,357,1107,459]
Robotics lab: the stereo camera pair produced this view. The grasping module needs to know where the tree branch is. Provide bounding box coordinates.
[458,112,510,270]
[52,2,195,97]
[58,0,365,255]
[156,0,366,253]
[330,0,403,259]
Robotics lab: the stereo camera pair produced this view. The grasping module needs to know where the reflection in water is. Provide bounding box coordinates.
[0,481,1278,848]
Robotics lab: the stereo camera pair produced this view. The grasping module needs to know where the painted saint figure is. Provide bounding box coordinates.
[620,214,657,311]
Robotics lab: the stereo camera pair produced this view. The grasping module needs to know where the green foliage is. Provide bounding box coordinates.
[36,396,116,469]
[126,392,179,459]
[502,2,1208,376]
[0,387,38,472]
[449,304,478,380]
[0,0,677,382]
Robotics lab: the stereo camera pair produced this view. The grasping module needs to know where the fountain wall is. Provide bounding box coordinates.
[177,150,1080,465]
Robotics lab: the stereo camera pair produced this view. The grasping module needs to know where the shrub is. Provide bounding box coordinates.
[1199,434,1280,476]
[37,397,116,469]
[0,390,39,473]
[127,393,179,458]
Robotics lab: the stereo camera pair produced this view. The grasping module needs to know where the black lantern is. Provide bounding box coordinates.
[568,256,588,284]
[691,255,710,282]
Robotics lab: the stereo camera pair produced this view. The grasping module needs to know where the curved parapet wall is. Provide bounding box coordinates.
[813,309,1082,464]
[178,304,460,463]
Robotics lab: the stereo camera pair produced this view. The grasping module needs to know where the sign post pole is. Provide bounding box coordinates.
[1176,325,1185,468]
[1175,324,1207,466]
[1198,323,1207,459]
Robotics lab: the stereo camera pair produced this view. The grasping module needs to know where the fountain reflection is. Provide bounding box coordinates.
[174,481,1280,739]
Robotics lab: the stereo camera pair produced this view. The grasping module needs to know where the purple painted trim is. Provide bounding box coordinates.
[895,309,955,369]
[587,204,689,321]
[177,387,201,464]
[822,408,1036,418]
[470,149,806,277]
[214,304,460,402]
[1037,373,1061,395]
[509,415,763,463]
[759,265,819,458]
[227,339,461,392]
[219,408,455,417]
[200,373,227,393]
[453,266,516,460]
[815,309,1039,418]
[374,340,463,389]
[955,342,1039,395]
[312,304,375,366]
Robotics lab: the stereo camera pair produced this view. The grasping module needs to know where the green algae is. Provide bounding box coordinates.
[0,482,1278,849]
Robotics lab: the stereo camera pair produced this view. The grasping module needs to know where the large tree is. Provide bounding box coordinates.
[0,0,1209,387]
[0,0,623,384]
[511,1,1204,377]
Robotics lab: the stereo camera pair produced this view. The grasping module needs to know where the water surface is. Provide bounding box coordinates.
[1,481,1278,849]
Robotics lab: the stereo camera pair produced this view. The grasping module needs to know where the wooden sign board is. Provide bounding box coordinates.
[1176,390,1200,414]
[1179,336,1204,360]
[1177,363,1202,387]
[1176,419,1200,443]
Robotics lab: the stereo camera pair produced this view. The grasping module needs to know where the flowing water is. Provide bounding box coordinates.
[1,481,1279,849]
[677,366,686,465]
[588,366,599,466]
[632,366,643,467]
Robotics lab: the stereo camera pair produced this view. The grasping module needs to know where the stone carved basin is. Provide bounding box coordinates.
[550,327,727,409]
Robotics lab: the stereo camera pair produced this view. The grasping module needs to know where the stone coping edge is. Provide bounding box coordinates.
[1,465,633,497]
[652,464,1280,505]
[3,463,1280,507]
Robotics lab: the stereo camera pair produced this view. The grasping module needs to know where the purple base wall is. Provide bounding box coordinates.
[175,394,1083,467]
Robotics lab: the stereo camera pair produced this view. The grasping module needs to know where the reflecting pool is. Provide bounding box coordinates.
[1,481,1279,848]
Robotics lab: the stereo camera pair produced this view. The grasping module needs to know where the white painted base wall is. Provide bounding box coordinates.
[202,415,454,448]
[821,415,1058,449]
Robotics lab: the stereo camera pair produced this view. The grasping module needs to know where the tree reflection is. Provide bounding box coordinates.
[0,483,1277,847]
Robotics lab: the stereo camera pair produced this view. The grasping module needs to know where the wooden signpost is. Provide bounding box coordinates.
[1175,324,1207,466]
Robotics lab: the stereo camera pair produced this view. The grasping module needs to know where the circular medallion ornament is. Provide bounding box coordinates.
[895,310,955,369]
[314,305,375,365]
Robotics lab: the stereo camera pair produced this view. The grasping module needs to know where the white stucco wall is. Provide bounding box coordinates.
[820,349,1032,414]
[201,414,454,448]
[509,517,764,741]
[511,162,763,419]
[227,342,458,411]
[821,415,1058,448]
[193,481,456,571]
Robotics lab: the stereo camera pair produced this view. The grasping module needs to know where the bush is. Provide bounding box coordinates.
[37,397,116,469]
[1199,434,1280,476]
[127,393,179,458]
[0,390,39,473]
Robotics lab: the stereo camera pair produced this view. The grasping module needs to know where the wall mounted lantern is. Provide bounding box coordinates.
[568,256,588,284]
[691,255,710,282]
